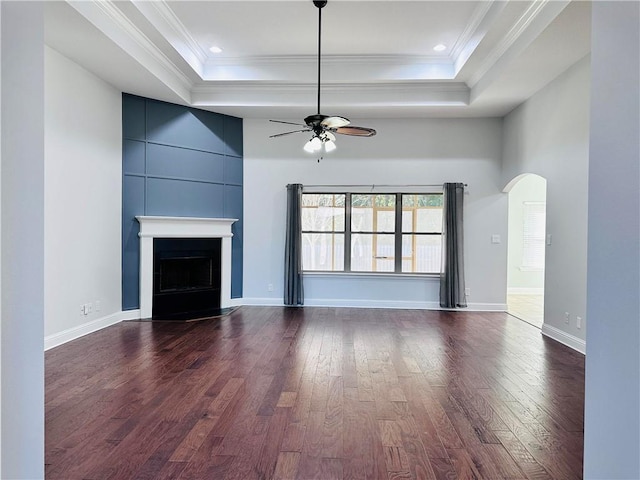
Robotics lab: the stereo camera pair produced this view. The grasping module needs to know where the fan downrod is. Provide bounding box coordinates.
[267,0,377,145]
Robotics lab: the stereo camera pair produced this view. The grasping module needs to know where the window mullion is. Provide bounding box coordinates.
[331,197,335,271]
[395,194,402,273]
[372,201,378,271]
[412,204,417,272]
[345,193,352,272]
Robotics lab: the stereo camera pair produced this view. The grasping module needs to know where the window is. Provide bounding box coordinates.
[351,194,396,272]
[301,194,345,271]
[521,201,546,270]
[401,194,443,273]
[301,192,443,274]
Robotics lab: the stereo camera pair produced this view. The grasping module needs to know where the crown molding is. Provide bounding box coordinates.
[202,55,456,82]
[128,2,456,82]
[451,0,495,61]
[147,1,497,82]
[131,0,208,77]
[468,0,569,88]
[206,54,449,68]
[68,0,193,101]
[452,0,507,76]
[192,81,468,94]
[191,81,469,109]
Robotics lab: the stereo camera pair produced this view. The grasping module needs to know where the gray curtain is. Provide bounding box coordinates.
[284,184,304,306]
[440,182,467,308]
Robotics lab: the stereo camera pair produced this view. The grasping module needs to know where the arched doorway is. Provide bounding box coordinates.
[504,174,547,328]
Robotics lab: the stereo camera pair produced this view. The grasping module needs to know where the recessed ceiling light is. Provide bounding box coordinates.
[433,44,447,52]
[209,46,223,54]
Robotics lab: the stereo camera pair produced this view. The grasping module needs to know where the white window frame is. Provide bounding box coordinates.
[301,192,443,275]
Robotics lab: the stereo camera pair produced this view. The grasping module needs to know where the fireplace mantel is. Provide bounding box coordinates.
[136,216,238,319]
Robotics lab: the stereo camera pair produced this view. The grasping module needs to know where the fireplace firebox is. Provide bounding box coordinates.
[152,238,221,320]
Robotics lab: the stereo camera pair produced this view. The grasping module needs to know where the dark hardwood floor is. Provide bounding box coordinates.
[45,307,584,479]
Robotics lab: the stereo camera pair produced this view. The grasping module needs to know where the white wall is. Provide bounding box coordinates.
[0,4,3,474]
[243,118,507,310]
[507,174,546,293]
[502,56,590,352]
[584,2,639,477]
[1,3,45,478]
[44,47,122,347]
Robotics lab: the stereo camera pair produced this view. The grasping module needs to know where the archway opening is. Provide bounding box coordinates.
[504,174,547,328]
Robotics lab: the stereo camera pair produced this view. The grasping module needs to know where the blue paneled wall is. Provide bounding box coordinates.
[122,94,243,310]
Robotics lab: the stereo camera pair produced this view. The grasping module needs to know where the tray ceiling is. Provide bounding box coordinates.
[45,0,591,119]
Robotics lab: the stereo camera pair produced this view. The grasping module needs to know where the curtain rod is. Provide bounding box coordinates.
[300,183,467,188]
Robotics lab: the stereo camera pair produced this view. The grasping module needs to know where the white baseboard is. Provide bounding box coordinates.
[305,298,440,309]
[45,311,129,351]
[541,323,586,354]
[120,309,141,321]
[44,299,510,351]
[240,297,507,312]
[241,297,285,306]
[507,287,544,295]
[465,303,508,312]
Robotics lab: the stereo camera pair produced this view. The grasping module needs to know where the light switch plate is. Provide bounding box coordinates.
[491,234,501,244]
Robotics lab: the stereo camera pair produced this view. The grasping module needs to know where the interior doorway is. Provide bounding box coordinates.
[505,174,547,328]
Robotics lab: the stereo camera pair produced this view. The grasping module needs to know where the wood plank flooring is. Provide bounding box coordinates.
[45,307,584,479]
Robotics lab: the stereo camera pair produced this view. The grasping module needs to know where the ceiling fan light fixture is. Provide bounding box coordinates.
[311,136,323,151]
[303,138,316,153]
[304,136,324,153]
[324,139,337,152]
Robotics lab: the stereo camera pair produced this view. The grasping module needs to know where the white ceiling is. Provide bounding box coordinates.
[44,0,591,120]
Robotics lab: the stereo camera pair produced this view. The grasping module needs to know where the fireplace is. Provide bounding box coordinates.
[153,238,221,319]
[136,216,237,319]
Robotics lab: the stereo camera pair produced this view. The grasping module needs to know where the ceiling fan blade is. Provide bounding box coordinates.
[269,119,306,127]
[321,116,350,128]
[269,129,311,138]
[334,126,377,137]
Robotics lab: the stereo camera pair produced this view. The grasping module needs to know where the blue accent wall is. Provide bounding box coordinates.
[122,94,243,310]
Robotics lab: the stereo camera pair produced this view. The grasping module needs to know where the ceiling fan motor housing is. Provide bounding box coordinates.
[313,1,328,9]
[304,114,328,127]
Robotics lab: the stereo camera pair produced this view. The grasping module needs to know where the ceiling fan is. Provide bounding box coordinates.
[269,0,376,154]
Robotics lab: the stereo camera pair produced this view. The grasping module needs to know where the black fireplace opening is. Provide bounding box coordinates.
[159,256,213,293]
[153,238,221,320]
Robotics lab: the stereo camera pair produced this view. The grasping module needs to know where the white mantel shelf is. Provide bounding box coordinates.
[135,216,238,319]
[136,216,238,238]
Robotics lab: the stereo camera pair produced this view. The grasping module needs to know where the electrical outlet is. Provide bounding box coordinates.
[88,302,93,313]
[95,301,101,312]
[268,283,274,292]
[465,288,471,297]
[576,316,582,329]
[564,312,570,324]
